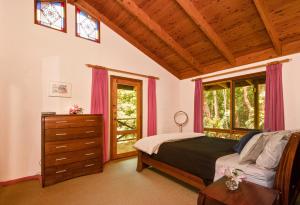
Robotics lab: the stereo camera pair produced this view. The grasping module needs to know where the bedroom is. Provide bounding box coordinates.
[0,0,300,205]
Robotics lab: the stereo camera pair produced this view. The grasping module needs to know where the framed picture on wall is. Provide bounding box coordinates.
[49,81,72,98]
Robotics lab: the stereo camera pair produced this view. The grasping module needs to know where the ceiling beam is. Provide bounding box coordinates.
[246,80,253,85]
[68,0,181,78]
[175,0,236,65]
[115,0,202,74]
[253,0,282,55]
[217,83,229,89]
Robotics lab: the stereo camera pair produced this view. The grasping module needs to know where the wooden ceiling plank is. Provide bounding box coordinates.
[200,37,300,76]
[253,0,282,55]
[68,0,181,78]
[282,39,300,55]
[115,0,202,74]
[175,0,236,66]
[202,47,277,74]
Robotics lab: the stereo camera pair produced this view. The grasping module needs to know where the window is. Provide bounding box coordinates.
[203,72,266,138]
[234,77,266,130]
[204,81,230,130]
[76,7,100,43]
[35,0,66,32]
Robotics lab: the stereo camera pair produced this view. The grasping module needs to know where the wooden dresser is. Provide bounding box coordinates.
[41,114,103,187]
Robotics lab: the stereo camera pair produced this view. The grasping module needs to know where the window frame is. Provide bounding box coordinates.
[34,0,67,33]
[203,72,266,136]
[75,6,100,43]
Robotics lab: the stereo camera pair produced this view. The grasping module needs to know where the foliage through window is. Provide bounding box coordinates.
[234,78,265,129]
[258,84,266,130]
[204,82,230,129]
[117,84,137,131]
[35,0,66,32]
[116,84,137,154]
[203,73,266,133]
[76,8,100,43]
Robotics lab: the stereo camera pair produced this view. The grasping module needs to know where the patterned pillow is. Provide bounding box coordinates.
[256,131,292,169]
[239,133,268,164]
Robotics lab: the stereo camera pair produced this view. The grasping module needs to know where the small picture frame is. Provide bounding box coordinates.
[49,81,72,98]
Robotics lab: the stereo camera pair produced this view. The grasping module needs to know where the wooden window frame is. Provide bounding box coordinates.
[203,72,266,137]
[34,0,67,33]
[75,6,100,43]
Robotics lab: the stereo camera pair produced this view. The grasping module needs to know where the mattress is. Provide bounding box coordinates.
[134,132,204,155]
[151,136,237,185]
[214,153,276,188]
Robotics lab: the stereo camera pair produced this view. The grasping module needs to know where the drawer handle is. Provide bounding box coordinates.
[56,157,67,161]
[56,121,68,124]
[55,145,67,149]
[84,153,95,156]
[56,169,67,174]
[85,131,95,134]
[84,164,95,167]
[86,119,95,122]
[85,141,95,145]
[56,133,67,136]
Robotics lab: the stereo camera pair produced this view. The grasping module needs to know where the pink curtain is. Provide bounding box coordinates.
[194,79,204,133]
[264,63,285,131]
[148,78,157,136]
[91,68,109,162]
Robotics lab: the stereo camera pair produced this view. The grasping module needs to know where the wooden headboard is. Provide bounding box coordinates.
[274,132,300,205]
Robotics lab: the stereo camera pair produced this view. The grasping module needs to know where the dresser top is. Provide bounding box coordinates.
[42,114,102,117]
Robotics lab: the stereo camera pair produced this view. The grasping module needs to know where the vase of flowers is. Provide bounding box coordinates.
[69,104,83,115]
[223,167,245,191]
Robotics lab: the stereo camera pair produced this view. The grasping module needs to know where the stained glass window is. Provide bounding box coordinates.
[76,8,100,43]
[35,0,66,32]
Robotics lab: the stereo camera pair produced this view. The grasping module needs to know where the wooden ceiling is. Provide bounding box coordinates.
[69,0,300,79]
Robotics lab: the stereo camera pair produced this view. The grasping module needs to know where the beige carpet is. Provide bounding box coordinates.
[0,158,198,205]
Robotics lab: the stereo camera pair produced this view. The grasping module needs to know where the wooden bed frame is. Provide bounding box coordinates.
[137,132,300,205]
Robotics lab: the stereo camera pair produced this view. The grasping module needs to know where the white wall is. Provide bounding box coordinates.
[179,53,300,132]
[0,1,179,181]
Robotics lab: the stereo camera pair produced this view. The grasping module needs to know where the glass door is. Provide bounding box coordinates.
[110,76,142,159]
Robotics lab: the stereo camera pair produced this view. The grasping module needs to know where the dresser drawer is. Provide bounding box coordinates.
[44,159,102,186]
[45,127,99,141]
[45,137,101,154]
[45,116,100,129]
[45,148,101,167]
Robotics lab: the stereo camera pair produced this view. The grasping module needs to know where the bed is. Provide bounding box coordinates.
[151,137,237,185]
[136,132,300,205]
[214,153,276,188]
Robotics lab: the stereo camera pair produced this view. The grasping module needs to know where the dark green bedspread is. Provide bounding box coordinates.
[151,136,237,185]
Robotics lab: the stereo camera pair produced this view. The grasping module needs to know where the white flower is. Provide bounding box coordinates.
[222,167,245,182]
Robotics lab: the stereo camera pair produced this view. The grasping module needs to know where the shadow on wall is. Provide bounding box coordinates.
[1,61,43,181]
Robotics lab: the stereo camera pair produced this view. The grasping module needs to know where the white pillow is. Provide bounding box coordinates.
[239,133,267,164]
[256,131,292,169]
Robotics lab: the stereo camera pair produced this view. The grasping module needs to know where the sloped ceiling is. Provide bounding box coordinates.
[69,0,300,79]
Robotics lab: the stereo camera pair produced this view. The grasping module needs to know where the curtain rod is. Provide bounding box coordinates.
[86,64,159,80]
[191,58,291,82]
